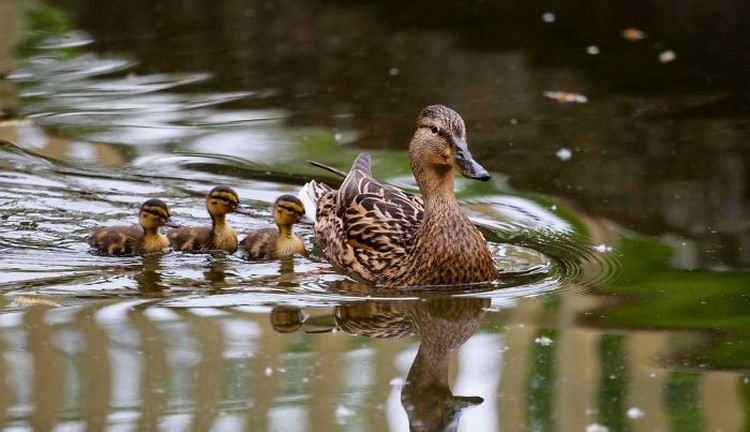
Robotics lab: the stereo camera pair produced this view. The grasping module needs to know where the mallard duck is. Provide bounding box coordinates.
[168,185,252,253]
[89,198,179,256]
[240,194,311,260]
[299,104,496,287]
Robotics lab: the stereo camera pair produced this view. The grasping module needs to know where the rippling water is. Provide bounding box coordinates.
[1,2,748,431]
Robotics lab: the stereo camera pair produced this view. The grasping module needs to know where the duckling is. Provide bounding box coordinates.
[168,185,252,253]
[240,194,311,260]
[89,198,179,256]
[298,104,496,287]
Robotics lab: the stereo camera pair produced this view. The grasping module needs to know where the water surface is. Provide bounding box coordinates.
[0,1,748,431]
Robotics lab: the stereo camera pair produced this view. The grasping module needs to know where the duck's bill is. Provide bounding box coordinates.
[454,140,492,181]
[164,218,182,228]
[235,205,254,216]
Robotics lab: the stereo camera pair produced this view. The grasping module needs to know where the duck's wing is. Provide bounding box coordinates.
[89,225,143,256]
[167,226,214,253]
[337,153,424,252]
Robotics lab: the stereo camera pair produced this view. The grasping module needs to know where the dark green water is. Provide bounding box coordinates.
[0,1,747,430]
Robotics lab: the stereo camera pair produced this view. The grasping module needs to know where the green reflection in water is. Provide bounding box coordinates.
[526,328,557,432]
[597,335,628,432]
[740,375,750,432]
[664,372,704,432]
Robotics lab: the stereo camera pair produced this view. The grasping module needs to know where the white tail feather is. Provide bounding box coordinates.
[298,181,322,223]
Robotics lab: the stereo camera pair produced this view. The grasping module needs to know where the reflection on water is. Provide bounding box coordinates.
[0,0,749,430]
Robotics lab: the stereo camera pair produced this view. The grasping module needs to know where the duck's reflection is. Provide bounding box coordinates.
[276,297,489,431]
[134,254,168,294]
[203,255,229,290]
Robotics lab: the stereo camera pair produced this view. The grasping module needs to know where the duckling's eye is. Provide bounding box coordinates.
[143,209,160,218]
[429,125,439,135]
[214,196,234,205]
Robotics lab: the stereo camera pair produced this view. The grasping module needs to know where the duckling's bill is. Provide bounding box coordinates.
[164,217,181,228]
[234,205,253,216]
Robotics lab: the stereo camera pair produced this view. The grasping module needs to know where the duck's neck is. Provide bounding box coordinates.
[142,226,161,237]
[277,223,294,238]
[413,164,460,215]
[212,214,228,230]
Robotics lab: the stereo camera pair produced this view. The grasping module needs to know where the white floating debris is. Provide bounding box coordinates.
[627,407,645,419]
[389,67,400,76]
[621,28,647,41]
[594,244,613,253]
[556,148,572,161]
[542,12,556,23]
[264,366,273,377]
[534,336,554,346]
[543,90,588,103]
[658,50,677,63]
[586,423,609,432]
[335,405,355,423]
[586,45,600,55]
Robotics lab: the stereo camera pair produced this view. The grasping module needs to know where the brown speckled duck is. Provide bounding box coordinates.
[168,185,252,253]
[89,198,178,256]
[240,194,311,260]
[299,104,496,287]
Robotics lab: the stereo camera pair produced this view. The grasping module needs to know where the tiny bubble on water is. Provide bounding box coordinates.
[627,407,645,419]
[586,45,600,55]
[586,423,609,432]
[556,148,572,161]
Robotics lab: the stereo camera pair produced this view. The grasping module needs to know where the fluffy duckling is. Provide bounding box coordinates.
[89,198,178,256]
[241,194,311,260]
[299,104,496,287]
[168,185,252,253]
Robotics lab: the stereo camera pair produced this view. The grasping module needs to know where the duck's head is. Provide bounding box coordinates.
[410,105,491,181]
[274,194,313,226]
[206,185,253,218]
[139,198,179,230]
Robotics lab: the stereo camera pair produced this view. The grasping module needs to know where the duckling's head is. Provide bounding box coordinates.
[206,185,253,218]
[139,198,179,230]
[410,104,491,181]
[273,194,313,226]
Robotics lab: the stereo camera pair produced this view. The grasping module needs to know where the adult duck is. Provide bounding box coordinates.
[299,105,496,287]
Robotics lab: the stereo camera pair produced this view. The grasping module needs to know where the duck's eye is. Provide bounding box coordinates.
[429,126,439,135]
[143,209,161,218]
[213,196,233,204]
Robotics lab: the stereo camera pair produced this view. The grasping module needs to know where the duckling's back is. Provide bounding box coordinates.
[242,227,279,260]
[168,226,238,254]
[90,226,145,256]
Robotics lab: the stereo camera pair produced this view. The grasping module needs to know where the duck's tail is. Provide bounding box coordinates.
[298,180,332,223]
